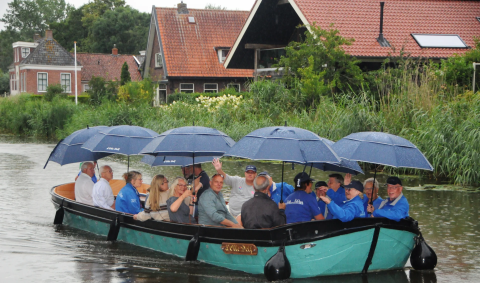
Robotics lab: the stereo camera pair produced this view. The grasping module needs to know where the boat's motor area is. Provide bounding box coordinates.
[264,243,291,281]
[410,231,438,270]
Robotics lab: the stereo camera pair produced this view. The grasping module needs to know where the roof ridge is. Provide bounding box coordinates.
[155,7,249,12]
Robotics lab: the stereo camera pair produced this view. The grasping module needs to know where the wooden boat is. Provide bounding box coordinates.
[51,181,425,280]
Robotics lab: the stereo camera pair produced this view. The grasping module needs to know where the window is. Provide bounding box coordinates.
[204,83,218,93]
[10,74,16,91]
[258,48,286,69]
[227,83,241,92]
[155,53,163,68]
[37,72,48,92]
[156,83,167,105]
[21,48,30,58]
[179,83,194,93]
[61,73,71,92]
[83,84,90,92]
[217,49,229,63]
[411,34,468,48]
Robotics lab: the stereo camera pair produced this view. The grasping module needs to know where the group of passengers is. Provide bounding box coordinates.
[73,159,410,229]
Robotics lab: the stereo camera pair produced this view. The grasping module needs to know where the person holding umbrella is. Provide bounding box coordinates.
[319,180,366,222]
[367,177,409,222]
[285,172,325,224]
[363,178,383,213]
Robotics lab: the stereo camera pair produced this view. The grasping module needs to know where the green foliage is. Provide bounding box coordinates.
[44,84,66,102]
[0,29,22,72]
[50,6,89,52]
[277,23,364,99]
[1,0,74,39]
[120,62,131,86]
[205,4,226,10]
[31,93,91,103]
[88,76,116,105]
[0,70,9,94]
[442,39,480,92]
[166,90,247,104]
[117,78,154,105]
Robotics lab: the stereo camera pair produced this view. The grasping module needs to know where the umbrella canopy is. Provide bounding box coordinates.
[224,126,341,164]
[332,132,433,171]
[44,126,112,168]
[141,155,220,167]
[306,139,364,175]
[82,125,159,156]
[140,126,235,157]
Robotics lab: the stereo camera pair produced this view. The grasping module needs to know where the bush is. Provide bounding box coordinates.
[117,78,154,105]
[88,76,116,105]
[0,70,9,95]
[44,84,67,101]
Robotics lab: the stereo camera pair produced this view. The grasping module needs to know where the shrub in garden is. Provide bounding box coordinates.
[44,84,67,102]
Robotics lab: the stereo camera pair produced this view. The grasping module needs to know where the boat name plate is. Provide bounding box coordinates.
[221,243,258,255]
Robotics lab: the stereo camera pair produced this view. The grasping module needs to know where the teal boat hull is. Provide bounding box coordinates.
[53,186,420,279]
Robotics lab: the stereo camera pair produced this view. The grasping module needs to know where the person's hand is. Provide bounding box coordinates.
[319,196,331,204]
[212,158,222,171]
[133,214,138,220]
[231,223,244,229]
[344,173,352,186]
[367,204,374,213]
[278,202,286,210]
[182,189,193,198]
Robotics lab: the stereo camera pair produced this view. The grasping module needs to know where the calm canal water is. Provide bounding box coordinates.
[0,137,478,282]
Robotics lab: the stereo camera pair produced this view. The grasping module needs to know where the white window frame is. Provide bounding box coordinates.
[155,53,163,68]
[179,83,194,93]
[217,49,229,63]
[21,47,30,58]
[37,72,48,92]
[155,83,167,106]
[227,83,241,92]
[10,74,15,91]
[204,83,218,93]
[83,84,90,92]
[60,73,71,93]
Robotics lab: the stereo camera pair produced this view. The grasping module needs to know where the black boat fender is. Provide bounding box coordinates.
[185,226,202,261]
[264,241,291,281]
[410,232,437,270]
[107,216,121,241]
[53,199,65,225]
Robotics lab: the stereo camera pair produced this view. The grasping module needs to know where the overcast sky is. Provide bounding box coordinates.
[0,0,256,31]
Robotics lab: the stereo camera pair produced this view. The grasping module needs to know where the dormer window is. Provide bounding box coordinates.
[21,47,30,58]
[217,49,229,63]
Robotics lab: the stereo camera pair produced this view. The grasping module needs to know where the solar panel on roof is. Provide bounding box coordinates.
[411,34,468,48]
[188,17,195,24]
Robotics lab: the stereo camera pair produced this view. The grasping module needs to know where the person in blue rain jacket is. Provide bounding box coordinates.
[319,180,366,222]
[368,177,409,222]
[116,171,144,214]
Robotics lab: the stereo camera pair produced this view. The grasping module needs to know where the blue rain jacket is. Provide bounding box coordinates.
[327,195,366,222]
[327,186,347,207]
[372,193,409,222]
[269,182,294,204]
[116,183,143,214]
[363,196,383,216]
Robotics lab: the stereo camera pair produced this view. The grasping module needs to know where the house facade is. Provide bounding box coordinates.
[9,31,143,96]
[225,0,480,76]
[143,2,254,104]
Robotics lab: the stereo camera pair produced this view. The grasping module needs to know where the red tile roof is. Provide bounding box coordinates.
[293,0,480,58]
[156,7,254,77]
[74,53,142,82]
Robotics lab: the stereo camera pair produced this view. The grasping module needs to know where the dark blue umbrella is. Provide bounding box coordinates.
[332,132,433,170]
[44,126,112,168]
[141,155,220,167]
[82,125,159,171]
[140,126,235,157]
[224,126,341,164]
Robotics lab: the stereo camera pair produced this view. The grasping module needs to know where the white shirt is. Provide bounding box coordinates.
[75,173,95,206]
[92,178,115,210]
[224,174,255,217]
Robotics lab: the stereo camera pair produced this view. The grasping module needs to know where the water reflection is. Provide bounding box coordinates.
[0,139,479,282]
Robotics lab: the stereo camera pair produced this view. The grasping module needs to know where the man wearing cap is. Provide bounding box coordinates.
[315,181,333,220]
[368,177,409,222]
[284,172,325,224]
[240,175,286,229]
[212,158,256,217]
[319,180,366,222]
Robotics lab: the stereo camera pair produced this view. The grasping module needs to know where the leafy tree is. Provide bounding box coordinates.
[0,70,10,95]
[0,29,22,72]
[88,76,115,105]
[277,24,364,99]
[44,84,66,101]
[120,62,131,86]
[205,4,226,10]
[1,0,74,39]
[117,78,154,105]
[442,38,480,92]
[89,6,149,54]
[49,6,89,52]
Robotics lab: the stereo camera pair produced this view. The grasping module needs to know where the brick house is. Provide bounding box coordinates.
[225,0,480,76]
[9,30,143,96]
[143,2,254,104]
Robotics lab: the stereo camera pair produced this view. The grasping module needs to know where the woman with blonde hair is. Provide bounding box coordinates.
[134,174,170,221]
[166,177,197,224]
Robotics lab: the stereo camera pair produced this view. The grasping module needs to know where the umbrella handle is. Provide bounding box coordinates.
[280,162,284,203]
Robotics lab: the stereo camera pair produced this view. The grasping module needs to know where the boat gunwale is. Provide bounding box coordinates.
[51,184,421,247]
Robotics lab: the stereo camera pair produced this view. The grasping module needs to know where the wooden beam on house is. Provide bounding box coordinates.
[245,44,287,49]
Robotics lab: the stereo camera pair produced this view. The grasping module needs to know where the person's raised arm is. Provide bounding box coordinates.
[212,158,226,177]
[169,190,192,212]
[344,173,352,186]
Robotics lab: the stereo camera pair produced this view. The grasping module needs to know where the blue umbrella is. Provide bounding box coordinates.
[44,126,112,168]
[82,125,159,171]
[224,126,341,202]
[141,155,220,167]
[332,132,433,170]
[140,126,235,157]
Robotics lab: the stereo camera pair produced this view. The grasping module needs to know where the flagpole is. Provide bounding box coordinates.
[74,41,78,105]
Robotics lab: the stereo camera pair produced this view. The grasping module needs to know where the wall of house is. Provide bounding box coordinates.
[24,70,82,95]
[148,30,166,81]
[167,78,250,94]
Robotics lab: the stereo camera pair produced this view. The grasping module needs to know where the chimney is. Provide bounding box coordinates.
[177,1,188,14]
[112,44,118,55]
[34,33,41,42]
[376,2,391,47]
[45,30,53,40]
[139,50,146,56]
